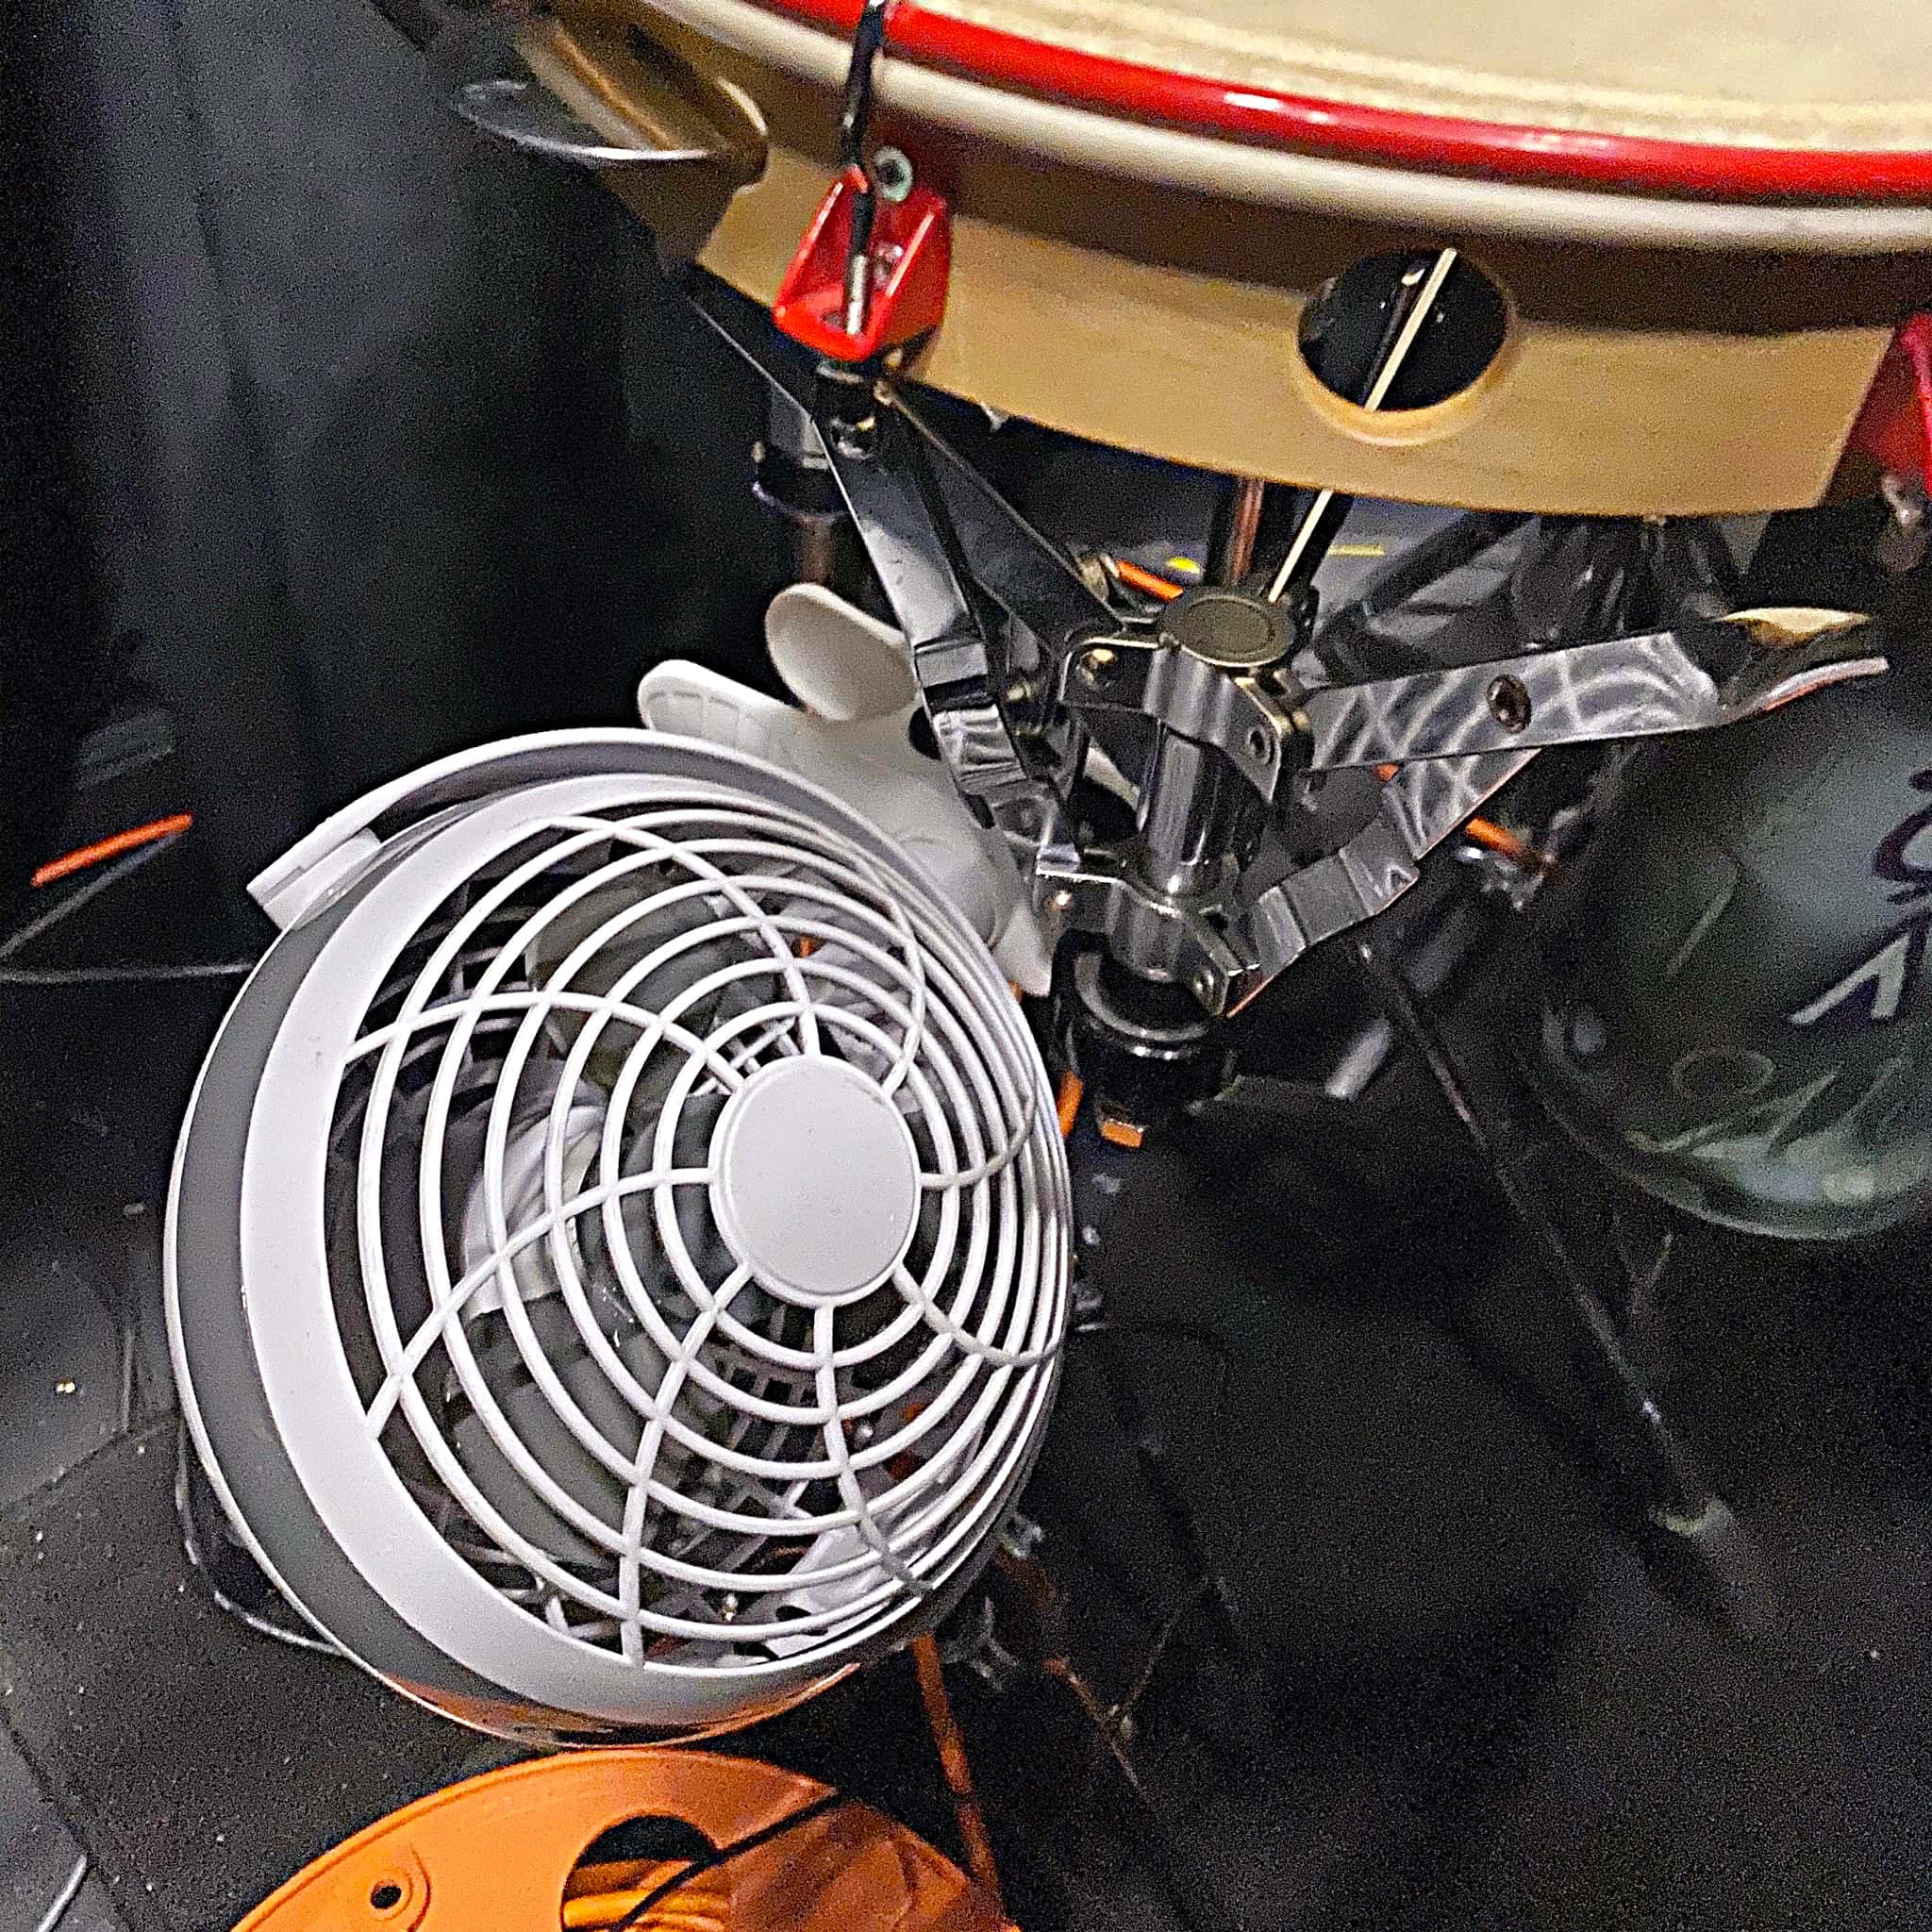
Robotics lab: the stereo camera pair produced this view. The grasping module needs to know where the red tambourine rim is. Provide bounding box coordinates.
[749,0,1932,203]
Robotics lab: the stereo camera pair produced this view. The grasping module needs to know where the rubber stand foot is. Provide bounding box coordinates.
[1639,1496,1782,1641]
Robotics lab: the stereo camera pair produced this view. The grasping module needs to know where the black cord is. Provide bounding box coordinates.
[0,960,253,985]
[837,0,893,172]
[608,1790,854,1932]
[0,833,182,961]
[1074,1317,1236,1416]
[29,1856,88,1932]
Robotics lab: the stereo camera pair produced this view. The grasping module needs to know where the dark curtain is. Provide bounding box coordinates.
[9,0,784,919]
[1,13,118,905]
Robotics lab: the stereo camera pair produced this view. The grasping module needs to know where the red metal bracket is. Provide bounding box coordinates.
[1847,314,1932,490]
[771,165,951,361]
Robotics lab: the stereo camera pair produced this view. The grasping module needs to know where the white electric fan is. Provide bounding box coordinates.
[166,729,1070,1743]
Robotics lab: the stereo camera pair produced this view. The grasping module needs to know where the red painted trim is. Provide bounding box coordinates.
[772,174,953,358]
[751,0,1932,202]
[1848,315,1932,486]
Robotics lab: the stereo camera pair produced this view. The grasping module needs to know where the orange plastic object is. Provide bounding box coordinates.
[1054,1071,1084,1141]
[771,169,951,361]
[32,813,193,888]
[1459,813,1559,877]
[234,1749,1014,1932]
[1373,763,1553,876]
[908,1636,1005,1914]
[563,1853,731,1930]
[1109,558,1185,604]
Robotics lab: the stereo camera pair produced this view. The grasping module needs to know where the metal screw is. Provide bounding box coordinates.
[1566,1003,1608,1062]
[829,412,877,460]
[1877,474,1930,575]
[1077,647,1120,690]
[1486,674,1532,732]
[1190,968,1217,1008]
[1074,551,1113,599]
[872,146,915,203]
[1000,1513,1045,1560]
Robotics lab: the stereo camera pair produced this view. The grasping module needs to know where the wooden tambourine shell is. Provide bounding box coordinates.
[468,0,1931,515]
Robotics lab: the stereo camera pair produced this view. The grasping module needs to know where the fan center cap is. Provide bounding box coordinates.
[709,1058,922,1305]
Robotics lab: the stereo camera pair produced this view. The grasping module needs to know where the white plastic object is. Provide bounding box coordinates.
[169,728,1070,1743]
[765,583,916,723]
[638,585,1054,994]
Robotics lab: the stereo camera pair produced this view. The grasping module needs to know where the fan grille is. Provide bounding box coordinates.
[322,797,1062,1671]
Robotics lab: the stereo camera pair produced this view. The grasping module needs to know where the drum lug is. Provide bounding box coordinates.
[772,0,953,361]
[1847,313,1932,495]
[773,171,951,360]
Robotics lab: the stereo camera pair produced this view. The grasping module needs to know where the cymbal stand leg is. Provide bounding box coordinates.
[1351,931,1778,1640]
[990,1546,1250,1932]
[1081,1323,1261,1674]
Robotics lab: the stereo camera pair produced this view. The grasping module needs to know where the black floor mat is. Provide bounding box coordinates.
[0,1422,510,1932]
[7,992,1932,1932]
[0,1419,1025,1932]
[1009,1089,1932,1932]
